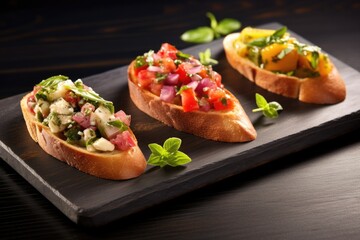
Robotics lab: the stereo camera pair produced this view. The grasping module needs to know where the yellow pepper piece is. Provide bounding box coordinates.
[317,54,332,76]
[261,43,299,72]
[238,27,275,44]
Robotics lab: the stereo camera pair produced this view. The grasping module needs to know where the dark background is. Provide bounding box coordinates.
[1,0,360,239]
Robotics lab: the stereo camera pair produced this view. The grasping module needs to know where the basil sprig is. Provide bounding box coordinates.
[247,26,288,48]
[252,93,283,119]
[181,12,241,44]
[148,137,192,167]
[199,48,218,66]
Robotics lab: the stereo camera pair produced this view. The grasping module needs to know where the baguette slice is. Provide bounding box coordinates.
[128,61,257,142]
[20,92,146,180]
[223,32,346,104]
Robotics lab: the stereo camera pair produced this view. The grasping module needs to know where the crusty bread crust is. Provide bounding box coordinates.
[128,61,257,142]
[223,33,346,104]
[20,93,147,180]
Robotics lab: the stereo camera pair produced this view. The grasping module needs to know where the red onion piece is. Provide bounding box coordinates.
[199,98,211,112]
[196,78,217,94]
[147,65,162,72]
[165,73,179,85]
[186,65,202,75]
[160,85,176,103]
[190,74,202,82]
[187,81,199,90]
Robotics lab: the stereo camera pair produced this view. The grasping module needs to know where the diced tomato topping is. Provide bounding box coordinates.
[149,82,163,96]
[72,112,93,129]
[63,91,79,108]
[212,71,222,87]
[157,43,178,60]
[137,69,156,88]
[115,110,131,126]
[198,67,210,79]
[110,131,136,151]
[133,43,234,113]
[27,94,36,114]
[181,88,199,112]
[81,103,95,115]
[208,88,225,103]
[208,89,234,110]
[212,98,235,111]
[161,57,177,73]
[175,63,192,85]
[134,64,148,75]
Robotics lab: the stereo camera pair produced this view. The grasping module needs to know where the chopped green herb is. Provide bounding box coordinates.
[64,125,82,144]
[176,85,190,95]
[155,72,167,82]
[252,93,283,119]
[147,137,192,167]
[135,55,147,68]
[176,51,191,60]
[310,51,320,69]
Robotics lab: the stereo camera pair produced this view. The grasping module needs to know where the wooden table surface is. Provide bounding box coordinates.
[1,0,359,239]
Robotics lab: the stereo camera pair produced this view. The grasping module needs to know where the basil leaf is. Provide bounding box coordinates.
[172,151,192,165]
[180,26,214,43]
[108,120,128,132]
[216,18,241,35]
[37,75,69,88]
[273,26,287,38]
[247,26,287,48]
[163,137,181,153]
[206,12,218,31]
[67,79,114,113]
[247,37,268,47]
[255,93,268,108]
[148,143,166,156]
[263,107,278,119]
[268,101,283,111]
[147,154,164,167]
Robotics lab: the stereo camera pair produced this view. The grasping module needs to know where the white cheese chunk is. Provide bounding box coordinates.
[50,97,74,115]
[92,137,115,152]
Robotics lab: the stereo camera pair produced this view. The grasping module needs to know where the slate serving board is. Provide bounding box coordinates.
[1,23,359,227]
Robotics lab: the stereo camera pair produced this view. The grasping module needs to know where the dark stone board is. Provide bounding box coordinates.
[0,23,359,226]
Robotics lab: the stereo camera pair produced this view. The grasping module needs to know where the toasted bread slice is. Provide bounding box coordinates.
[21,92,146,180]
[223,32,346,104]
[128,61,257,142]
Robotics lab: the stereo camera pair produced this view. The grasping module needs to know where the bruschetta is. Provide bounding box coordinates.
[223,26,346,104]
[20,75,146,180]
[127,43,256,142]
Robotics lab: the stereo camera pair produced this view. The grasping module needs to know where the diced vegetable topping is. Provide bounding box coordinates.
[235,26,332,78]
[133,43,235,112]
[27,75,135,152]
